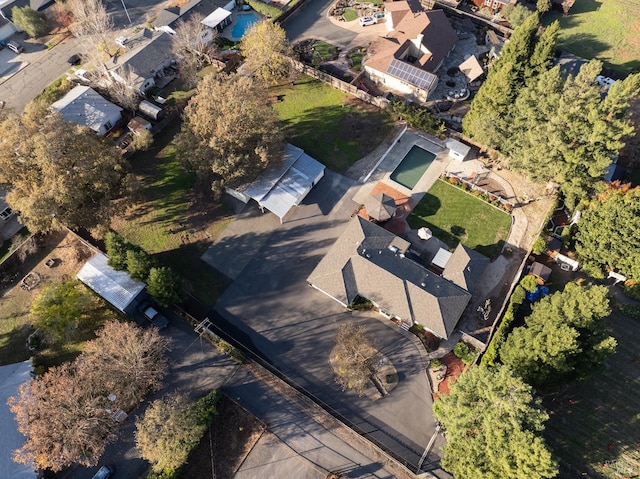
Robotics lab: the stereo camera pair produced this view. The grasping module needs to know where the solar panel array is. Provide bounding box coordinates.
[387,59,436,90]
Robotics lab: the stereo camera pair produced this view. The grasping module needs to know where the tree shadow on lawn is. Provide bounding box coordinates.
[279,104,392,173]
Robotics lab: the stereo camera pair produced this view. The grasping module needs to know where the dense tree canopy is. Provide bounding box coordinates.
[464,9,640,207]
[135,390,219,473]
[147,266,183,307]
[240,20,293,85]
[575,187,640,280]
[500,283,615,387]
[12,6,48,37]
[434,365,557,479]
[9,321,168,471]
[0,105,126,232]
[175,73,283,192]
[30,281,92,341]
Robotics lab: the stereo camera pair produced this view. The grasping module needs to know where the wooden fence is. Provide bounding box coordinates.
[289,58,391,109]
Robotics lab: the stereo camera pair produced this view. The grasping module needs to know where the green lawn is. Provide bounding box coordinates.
[312,40,338,63]
[407,179,511,258]
[543,309,640,478]
[112,122,231,306]
[343,8,358,21]
[543,0,640,74]
[271,76,394,172]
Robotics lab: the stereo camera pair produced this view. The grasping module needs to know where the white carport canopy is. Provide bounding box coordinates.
[77,252,145,312]
[201,8,232,29]
[243,144,325,222]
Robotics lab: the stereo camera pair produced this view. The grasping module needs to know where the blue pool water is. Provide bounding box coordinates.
[232,12,260,39]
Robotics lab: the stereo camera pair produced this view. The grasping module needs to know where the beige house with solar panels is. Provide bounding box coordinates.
[308,217,489,339]
[363,1,457,102]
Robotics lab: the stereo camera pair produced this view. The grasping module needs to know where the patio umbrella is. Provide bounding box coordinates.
[418,227,433,240]
[365,193,396,222]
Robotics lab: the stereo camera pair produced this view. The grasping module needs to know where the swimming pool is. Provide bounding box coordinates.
[231,12,260,39]
[390,145,436,190]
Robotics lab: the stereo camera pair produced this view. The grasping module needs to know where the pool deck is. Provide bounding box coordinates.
[352,130,452,208]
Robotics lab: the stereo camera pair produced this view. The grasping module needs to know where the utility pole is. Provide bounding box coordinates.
[120,0,132,24]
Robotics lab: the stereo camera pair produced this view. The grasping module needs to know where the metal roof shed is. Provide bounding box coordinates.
[242,144,325,223]
[77,253,145,313]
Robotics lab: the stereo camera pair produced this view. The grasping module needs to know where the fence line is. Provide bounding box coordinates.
[288,58,391,109]
[442,171,515,209]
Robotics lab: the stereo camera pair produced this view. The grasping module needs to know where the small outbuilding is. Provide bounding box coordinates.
[127,116,152,134]
[529,261,552,284]
[77,252,145,314]
[227,144,325,223]
[458,55,484,83]
[446,138,471,162]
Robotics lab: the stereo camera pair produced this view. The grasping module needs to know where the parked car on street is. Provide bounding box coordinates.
[92,465,114,479]
[67,53,82,66]
[137,300,169,329]
[7,41,24,54]
[359,16,377,26]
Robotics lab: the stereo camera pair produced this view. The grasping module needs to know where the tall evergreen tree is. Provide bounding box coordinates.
[501,283,615,388]
[463,13,540,147]
[434,365,558,479]
[506,66,565,179]
[526,20,560,83]
[575,187,640,280]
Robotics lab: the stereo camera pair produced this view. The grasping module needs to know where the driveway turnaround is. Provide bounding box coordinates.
[207,170,443,472]
[282,0,357,46]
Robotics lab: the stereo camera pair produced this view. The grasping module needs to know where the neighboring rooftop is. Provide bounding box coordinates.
[308,217,476,338]
[50,86,122,135]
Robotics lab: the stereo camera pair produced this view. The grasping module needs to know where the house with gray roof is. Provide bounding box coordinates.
[308,217,487,338]
[108,29,176,93]
[50,85,122,136]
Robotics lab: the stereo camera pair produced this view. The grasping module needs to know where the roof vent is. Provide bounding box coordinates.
[421,282,426,287]
[388,245,399,253]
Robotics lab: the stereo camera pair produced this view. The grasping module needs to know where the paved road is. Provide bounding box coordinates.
[208,171,444,472]
[0,35,82,113]
[227,367,396,479]
[282,0,357,46]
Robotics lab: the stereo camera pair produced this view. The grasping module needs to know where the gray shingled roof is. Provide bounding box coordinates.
[442,244,489,294]
[308,217,471,338]
[50,85,122,134]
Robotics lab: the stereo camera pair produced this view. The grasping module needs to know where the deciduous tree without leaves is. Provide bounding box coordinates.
[330,322,380,395]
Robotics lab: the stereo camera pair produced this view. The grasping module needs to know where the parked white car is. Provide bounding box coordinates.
[359,16,377,26]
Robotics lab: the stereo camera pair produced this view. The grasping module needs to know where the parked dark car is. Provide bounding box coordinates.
[67,53,82,65]
[137,300,169,329]
[92,465,114,479]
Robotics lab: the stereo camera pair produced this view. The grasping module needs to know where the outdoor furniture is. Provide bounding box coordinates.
[364,193,397,222]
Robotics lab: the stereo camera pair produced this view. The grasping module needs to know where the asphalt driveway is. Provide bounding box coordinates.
[282,0,357,46]
[208,171,443,471]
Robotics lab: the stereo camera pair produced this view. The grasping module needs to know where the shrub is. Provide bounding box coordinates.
[520,274,539,293]
[12,6,48,38]
[147,267,184,307]
[453,342,477,365]
[388,101,446,136]
[532,236,547,255]
[624,284,640,301]
[431,358,442,368]
[581,261,606,280]
[244,0,282,18]
[409,324,442,352]
[618,303,640,319]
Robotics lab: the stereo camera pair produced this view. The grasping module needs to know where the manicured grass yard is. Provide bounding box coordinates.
[271,76,394,172]
[543,309,640,478]
[311,40,338,65]
[407,179,511,258]
[343,8,358,21]
[543,0,640,74]
[112,122,232,307]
